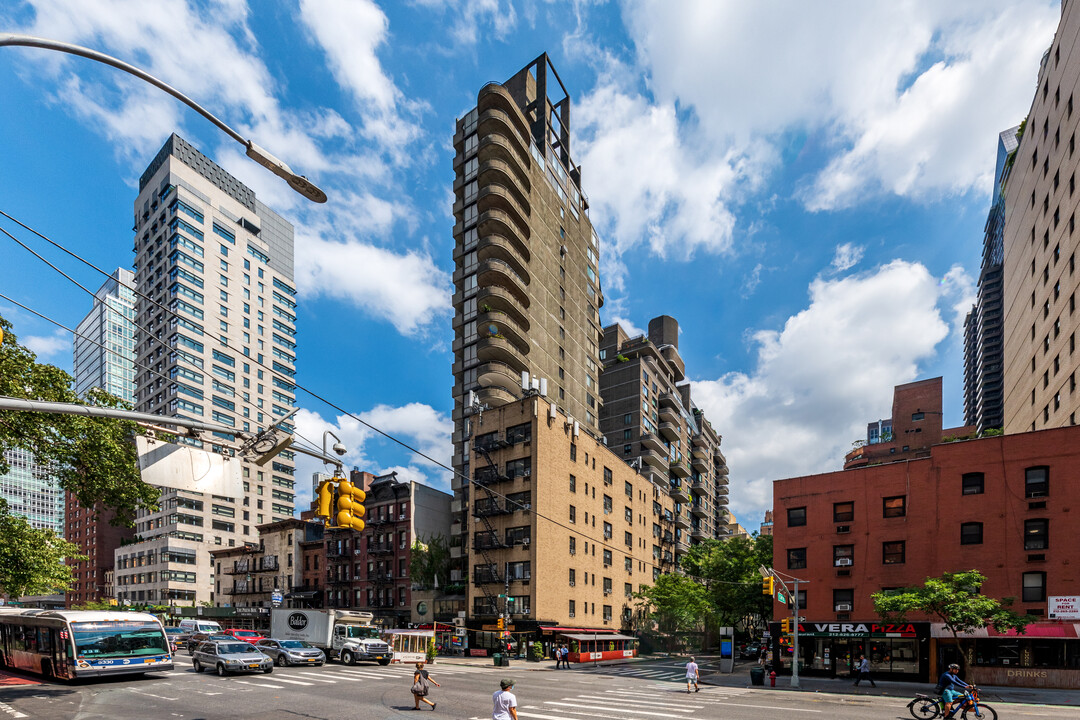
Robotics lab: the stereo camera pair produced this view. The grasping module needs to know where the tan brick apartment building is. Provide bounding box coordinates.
[1002,1,1080,433]
[462,394,677,652]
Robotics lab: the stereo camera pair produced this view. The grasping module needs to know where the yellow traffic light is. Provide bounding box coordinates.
[762,577,775,596]
[497,618,504,630]
[335,479,366,531]
[316,480,334,521]
[780,618,792,634]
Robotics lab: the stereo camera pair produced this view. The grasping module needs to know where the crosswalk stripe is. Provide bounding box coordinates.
[317,672,368,681]
[285,674,337,683]
[330,669,387,678]
[233,680,284,689]
[265,676,314,686]
[544,701,690,717]
[572,695,703,709]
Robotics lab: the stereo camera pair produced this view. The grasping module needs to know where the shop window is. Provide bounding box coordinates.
[882,541,906,565]
[1025,467,1049,498]
[787,506,807,527]
[1022,572,1046,603]
[883,496,906,518]
[1024,519,1049,550]
[787,547,807,570]
[833,501,854,523]
[960,522,983,545]
[961,473,985,495]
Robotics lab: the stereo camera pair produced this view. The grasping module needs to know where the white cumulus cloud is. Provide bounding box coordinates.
[831,243,865,273]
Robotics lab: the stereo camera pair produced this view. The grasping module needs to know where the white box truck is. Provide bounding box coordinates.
[270,609,392,665]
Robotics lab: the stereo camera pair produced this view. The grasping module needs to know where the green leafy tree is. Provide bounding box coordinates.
[634,573,710,651]
[872,570,1032,663]
[0,498,86,597]
[681,533,774,639]
[0,316,158,524]
[410,535,451,590]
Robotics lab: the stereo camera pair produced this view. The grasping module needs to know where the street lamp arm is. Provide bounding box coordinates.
[0,33,327,203]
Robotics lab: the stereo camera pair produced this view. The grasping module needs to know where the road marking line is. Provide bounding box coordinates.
[0,701,28,719]
[285,675,337,683]
[572,695,703,709]
[545,701,690,716]
[318,673,368,681]
[266,676,314,686]
[234,680,284,689]
[127,688,180,701]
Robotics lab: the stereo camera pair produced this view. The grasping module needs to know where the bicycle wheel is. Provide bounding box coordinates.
[960,703,997,720]
[908,697,942,720]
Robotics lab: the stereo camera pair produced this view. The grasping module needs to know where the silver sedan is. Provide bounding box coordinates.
[256,638,326,667]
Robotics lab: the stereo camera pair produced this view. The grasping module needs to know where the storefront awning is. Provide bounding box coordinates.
[931,622,1080,639]
[559,633,637,642]
[384,628,435,636]
[285,591,319,599]
[539,626,618,634]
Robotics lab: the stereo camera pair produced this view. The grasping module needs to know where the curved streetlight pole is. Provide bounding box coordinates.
[0,32,327,203]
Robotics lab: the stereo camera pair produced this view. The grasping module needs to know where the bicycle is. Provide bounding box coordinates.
[907,685,997,720]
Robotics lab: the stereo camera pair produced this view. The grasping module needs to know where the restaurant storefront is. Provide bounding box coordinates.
[769,621,930,682]
[932,622,1080,689]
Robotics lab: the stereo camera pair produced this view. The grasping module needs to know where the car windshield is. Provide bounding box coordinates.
[220,643,259,654]
[198,623,222,633]
[165,628,183,635]
[345,626,379,639]
[233,631,258,638]
[280,641,313,649]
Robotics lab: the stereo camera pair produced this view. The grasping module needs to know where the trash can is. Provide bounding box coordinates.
[750,666,765,686]
[500,655,510,667]
[493,653,502,666]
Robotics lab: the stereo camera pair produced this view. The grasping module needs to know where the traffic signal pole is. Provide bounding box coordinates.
[761,566,807,689]
[791,577,801,689]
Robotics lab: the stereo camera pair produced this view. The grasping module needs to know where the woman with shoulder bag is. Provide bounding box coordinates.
[412,661,440,710]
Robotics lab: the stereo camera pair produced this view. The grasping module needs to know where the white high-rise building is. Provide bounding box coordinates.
[73,267,137,403]
[0,448,64,534]
[114,134,298,606]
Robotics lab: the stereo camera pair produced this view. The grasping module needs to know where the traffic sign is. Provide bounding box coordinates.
[272,591,283,607]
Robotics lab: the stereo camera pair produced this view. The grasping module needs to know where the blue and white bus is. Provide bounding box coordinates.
[0,609,173,679]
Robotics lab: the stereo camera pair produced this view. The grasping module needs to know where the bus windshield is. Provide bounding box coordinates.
[71,621,169,659]
[345,626,379,639]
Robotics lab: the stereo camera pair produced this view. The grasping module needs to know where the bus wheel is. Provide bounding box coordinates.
[41,660,53,679]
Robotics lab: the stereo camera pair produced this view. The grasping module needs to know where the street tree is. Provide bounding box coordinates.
[0,498,85,597]
[681,533,774,637]
[872,570,1032,663]
[0,315,158,524]
[409,535,451,590]
[634,572,711,651]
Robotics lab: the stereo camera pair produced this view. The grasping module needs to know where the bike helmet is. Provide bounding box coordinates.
[948,663,960,670]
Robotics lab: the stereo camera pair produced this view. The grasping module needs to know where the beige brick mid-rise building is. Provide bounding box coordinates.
[1002,4,1080,432]
[598,316,730,549]
[463,394,676,652]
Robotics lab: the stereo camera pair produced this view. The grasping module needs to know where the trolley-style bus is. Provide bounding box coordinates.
[0,608,173,680]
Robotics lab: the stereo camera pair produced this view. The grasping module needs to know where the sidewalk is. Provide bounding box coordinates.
[429,654,658,670]
[700,666,1078,708]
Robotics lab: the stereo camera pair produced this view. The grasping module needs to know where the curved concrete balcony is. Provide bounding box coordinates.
[659,391,680,410]
[714,494,729,507]
[478,209,530,259]
[478,84,531,141]
[477,185,530,240]
[714,448,727,464]
[661,345,686,382]
[476,336,528,372]
[691,455,709,473]
[478,158,531,210]
[690,477,709,494]
[691,503,709,518]
[658,404,679,425]
[478,259,530,308]
[674,512,691,530]
[675,540,690,556]
[476,310,529,355]
[477,109,530,164]
[477,361,524,395]
[692,433,709,450]
[476,385,517,407]
[477,133,530,180]
[668,483,691,504]
[477,234,530,285]
[669,461,691,479]
[658,420,680,442]
[640,447,668,473]
[476,286,529,330]
[691,445,708,460]
[690,527,708,540]
[715,462,729,475]
[715,485,729,496]
[639,432,666,455]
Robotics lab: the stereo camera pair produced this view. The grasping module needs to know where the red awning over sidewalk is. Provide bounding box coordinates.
[931,622,1080,638]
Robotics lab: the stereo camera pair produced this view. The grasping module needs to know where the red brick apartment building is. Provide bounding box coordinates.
[64,492,134,607]
[772,424,1080,688]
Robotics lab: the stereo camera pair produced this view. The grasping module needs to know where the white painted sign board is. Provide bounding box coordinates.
[136,436,243,497]
[1048,596,1080,620]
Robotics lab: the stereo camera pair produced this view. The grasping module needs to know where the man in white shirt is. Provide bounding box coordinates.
[493,678,518,720]
[685,656,700,693]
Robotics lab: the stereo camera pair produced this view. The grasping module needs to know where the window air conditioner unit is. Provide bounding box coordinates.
[569,581,575,587]
[604,590,611,596]
[523,469,531,477]
[569,612,575,618]
[835,558,852,566]
[835,603,852,611]
[453,617,465,627]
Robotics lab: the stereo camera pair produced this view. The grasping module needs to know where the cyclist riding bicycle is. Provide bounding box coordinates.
[937,663,971,716]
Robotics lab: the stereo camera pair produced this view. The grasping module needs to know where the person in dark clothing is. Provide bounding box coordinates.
[938,663,971,716]
[412,661,441,710]
[852,655,876,688]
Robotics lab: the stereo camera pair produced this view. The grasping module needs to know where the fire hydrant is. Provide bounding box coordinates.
[769,671,777,687]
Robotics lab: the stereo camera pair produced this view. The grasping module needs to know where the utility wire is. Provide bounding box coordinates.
[0,211,746,581]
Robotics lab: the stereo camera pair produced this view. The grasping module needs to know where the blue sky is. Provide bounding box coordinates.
[0,0,1061,527]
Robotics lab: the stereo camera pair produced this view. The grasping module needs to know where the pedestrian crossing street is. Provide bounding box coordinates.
[159,659,491,690]
[469,685,756,720]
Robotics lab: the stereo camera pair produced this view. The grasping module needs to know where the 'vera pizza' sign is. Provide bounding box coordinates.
[792,622,920,637]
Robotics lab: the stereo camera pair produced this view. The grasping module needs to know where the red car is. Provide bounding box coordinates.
[224,629,267,644]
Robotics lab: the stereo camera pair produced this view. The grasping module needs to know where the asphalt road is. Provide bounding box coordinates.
[1,658,1077,720]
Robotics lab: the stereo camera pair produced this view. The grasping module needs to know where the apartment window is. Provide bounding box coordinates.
[624,531,633,548]
[568,600,575,618]
[602,550,612,567]
[787,507,807,527]
[604,467,613,485]
[1022,572,1046,603]
[624,506,632,523]
[882,541,906,565]
[833,589,854,612]
[883,496,906,518]
[569,505,576,523]
[1025,467,1049,498]
[569,568,575,586]
[569,537,576,555]
[960,522,983,545]
[603,522,613,539]
[833,501,854,523]
[570,444,577,461]
[623,413,632,425]
[787,547,807,570]
[603,495,613,514]
[569,474,576,493]
[1024,519,1049,550]
[833,545,854,567]
[962,473,984,495]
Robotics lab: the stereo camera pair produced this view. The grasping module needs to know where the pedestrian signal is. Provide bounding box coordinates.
[762,577,775,596]
[335,479,366,531]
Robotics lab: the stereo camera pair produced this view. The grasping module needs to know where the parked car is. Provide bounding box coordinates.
[739,643,763,660]
[224,629,267,645]
[256,639,327,667]
[191,641,273,676]
[187,632,235,654]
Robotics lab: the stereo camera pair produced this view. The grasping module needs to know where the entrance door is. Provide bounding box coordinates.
[832,640,862,678]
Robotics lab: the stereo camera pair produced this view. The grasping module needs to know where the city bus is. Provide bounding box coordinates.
[0,608,173,680]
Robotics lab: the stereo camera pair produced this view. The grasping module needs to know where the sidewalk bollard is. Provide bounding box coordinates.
[770,671,777,687]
